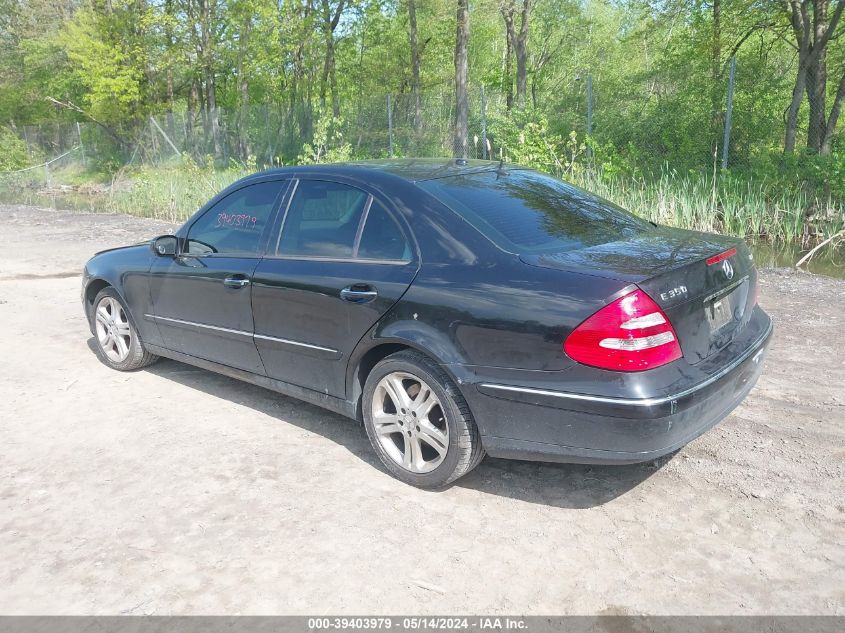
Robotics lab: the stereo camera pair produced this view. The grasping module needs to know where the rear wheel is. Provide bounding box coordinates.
[90,287,158,371]
[362,350,484,488]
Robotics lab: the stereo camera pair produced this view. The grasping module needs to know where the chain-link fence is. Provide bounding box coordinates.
[0,66,792,173]
[2,59,844,224]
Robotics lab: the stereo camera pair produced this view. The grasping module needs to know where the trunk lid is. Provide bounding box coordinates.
[520,227,758,364]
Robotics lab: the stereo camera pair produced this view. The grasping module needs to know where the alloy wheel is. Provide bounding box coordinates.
[371,371,449,473]
[94,296,132,363]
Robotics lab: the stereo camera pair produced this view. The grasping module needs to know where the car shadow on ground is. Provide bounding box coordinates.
[123,351,666,509]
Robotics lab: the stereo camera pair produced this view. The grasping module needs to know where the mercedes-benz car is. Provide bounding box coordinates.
[82,159,772,488]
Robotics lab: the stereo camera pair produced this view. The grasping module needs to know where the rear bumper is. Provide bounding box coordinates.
[467,317,773,464]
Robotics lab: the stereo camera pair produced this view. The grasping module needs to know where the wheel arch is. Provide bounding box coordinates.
[83,276,135,335]
[346,336,467,421]
[84,278,112,312]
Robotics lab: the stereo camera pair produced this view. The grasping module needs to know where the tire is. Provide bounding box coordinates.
[362,350,484,488]
[89,287,158,371]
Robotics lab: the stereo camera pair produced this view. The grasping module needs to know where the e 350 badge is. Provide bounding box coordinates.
[660,285,688,301]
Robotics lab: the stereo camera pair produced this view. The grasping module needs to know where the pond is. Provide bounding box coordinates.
[2,187,845,280]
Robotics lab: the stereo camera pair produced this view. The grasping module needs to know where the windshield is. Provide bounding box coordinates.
[418,169,652,254]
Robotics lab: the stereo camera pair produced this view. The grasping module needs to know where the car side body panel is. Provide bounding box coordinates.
[81,160,773,466]
[82,244,162,347]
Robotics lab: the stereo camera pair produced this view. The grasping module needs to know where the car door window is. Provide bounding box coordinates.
[186,181,284,256]
[357,201,411,261]
[277,180,369,258]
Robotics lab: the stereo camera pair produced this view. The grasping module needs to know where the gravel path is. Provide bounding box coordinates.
[0,204,842,614]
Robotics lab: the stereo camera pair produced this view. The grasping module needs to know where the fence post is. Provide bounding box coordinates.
[387,95,394,158]
[721,56,736,170]
[76,122,85,166]
[586,74,593,159]
[481,85,488,160]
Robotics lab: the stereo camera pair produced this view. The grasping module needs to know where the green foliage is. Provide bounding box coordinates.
[0,126,29,171]
[297,114,353,164]
[108,155,251,221]
[0,0,844,247]
[59,3,146,124]
[571,168,844,244]
[489,112,588,176]
[739,150,845,206]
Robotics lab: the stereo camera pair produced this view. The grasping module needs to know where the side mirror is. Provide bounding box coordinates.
[152,235,178,257]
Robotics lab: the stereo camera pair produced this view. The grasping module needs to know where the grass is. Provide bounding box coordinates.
[108,158,250,221]
[0,155,250,223]
[570,168,845,245]
[2,157,844,243]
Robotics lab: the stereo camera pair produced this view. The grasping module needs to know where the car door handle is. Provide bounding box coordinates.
[223,276,251,289]
[340,285,378,303]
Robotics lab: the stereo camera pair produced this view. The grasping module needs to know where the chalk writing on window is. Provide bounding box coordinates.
[215,212,259,230]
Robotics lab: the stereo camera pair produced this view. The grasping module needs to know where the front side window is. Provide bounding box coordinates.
[278,180,369,258]
[186,181,284,256]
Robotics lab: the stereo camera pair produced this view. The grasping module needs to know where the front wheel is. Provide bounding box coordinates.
[89,287,158,371]
[362,350,484,488]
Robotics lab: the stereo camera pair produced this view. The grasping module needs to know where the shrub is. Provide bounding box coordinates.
[0,127,30,172]
[297,114,353,164]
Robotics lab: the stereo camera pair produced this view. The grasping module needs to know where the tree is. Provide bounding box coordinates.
[500,0,532,110]
[319,0,346,117]
[514,0,532,106]
[783,0,845,155]
[231,0,257,159]
[454,0,469,157]
[407,0,423,136]
[500,0,514,110]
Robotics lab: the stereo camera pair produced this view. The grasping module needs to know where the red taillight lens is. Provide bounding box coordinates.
[564,289,683,372]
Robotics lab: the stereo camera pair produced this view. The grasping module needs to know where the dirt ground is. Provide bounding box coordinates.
[0,203,843,615]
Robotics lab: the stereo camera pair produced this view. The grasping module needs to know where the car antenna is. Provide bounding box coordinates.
[496,158,507,179]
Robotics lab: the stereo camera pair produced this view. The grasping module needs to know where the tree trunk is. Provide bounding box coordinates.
[784,62,808,155]
[186,78,198,154]
[320,0,344,118]
[515,0,531,106]
[328,37,340,117]
[290,0,314,144]
[501,0,514,112]
[164,0,176,143]
[807,0,829,152]
[807,60,827,151]
[236,17,253,160]
[407,0,423,136]
[200,0,221,157]
[711,0,721,138]
[783,0,845,155]
[821,70,845,155]
[454,0,469,158]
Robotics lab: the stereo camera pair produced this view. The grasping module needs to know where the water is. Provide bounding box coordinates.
[3,188,845,279]
[749,239,845,279]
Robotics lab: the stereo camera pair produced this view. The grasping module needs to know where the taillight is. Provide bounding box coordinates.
[564,289,683,371]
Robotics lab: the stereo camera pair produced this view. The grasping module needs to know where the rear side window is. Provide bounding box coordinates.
[278,180,369,258]
[358,202,411,261]
[418,170,651,254]
[186,181,284,256]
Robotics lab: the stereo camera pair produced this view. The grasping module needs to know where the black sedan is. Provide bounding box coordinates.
[82,159,772,487]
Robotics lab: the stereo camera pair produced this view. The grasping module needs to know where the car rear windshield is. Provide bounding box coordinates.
[418,169,651,254]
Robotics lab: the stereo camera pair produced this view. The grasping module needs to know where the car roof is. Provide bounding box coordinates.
[242,158,513,184]
[344,158,509,181]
